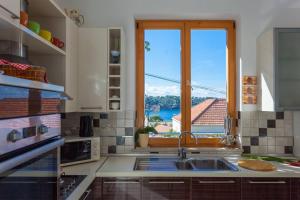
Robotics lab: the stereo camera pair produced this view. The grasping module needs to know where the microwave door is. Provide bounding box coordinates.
[61,141,91,164]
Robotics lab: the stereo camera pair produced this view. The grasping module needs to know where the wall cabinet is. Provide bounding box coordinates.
[142,178,190,200]
[257,28,300,111]
[242,178,291,200]
[64,18,78,112]
[78,28,108,112]
[0,0,20,20]
[192,178,241,200]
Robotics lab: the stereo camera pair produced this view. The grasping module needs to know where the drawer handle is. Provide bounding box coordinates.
[0,5,19,19]
[80,106,103,110]
[148,181,185,184]
[104,181,140,184]
[248,181,286,184]
[81,189,92,200]
[198,180,236,184]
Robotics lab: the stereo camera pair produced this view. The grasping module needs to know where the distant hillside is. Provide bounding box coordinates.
[145,95,214,110]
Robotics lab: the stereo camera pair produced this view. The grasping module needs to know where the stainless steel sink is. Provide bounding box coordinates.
[134,157,238,171]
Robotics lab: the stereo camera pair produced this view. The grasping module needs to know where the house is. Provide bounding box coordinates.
[172,99,227,134]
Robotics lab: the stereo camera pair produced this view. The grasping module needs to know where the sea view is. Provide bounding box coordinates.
[148,108,180,121]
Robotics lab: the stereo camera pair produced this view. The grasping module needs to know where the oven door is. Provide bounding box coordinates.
[61,140,91,165]
[0,138,64,200]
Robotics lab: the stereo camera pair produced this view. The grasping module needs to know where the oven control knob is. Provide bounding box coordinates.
[38,124,48,134]
[7,130,22,142]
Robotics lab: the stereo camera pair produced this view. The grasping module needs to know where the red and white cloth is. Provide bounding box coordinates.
[0,59,31,70]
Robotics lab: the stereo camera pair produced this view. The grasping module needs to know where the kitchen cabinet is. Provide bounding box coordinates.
[257,28,300,111]
[192,178,241,200]
[102,177,141,200]
[78,27,108,112]
[0,0,20,20]
[79,181,94,200]
[64,18,78,112]
[142,178,190,200]
[89,178,102,200]
[241,178,290,200]
[292,178,300,200]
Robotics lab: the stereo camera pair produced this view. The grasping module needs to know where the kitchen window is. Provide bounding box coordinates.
[136,20,236,147]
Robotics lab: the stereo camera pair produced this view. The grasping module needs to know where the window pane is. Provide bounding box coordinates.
[190,30,227,138]
[144,30,181,138]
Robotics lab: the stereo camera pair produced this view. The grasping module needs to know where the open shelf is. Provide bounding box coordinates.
[0,74,64,92]
[0,13,66,55]
[28,0,66,18]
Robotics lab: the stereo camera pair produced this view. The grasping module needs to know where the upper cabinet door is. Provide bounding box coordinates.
[0,0,20,19]
[78,28,108,112]
[64,18,78,112]
[275,28,300,110]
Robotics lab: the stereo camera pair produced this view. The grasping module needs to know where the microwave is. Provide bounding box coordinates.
[60,137,100,166]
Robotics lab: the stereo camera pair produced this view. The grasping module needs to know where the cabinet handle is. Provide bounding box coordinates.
[0,5,19,19]
[81,189,92,200]
[198,180,236,184]
[248,181,286,184]
[80,106,103,110]
[104,181,140,184]
[148,181,185,184]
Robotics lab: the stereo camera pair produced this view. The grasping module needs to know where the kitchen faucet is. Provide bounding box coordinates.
[178,131,198,160]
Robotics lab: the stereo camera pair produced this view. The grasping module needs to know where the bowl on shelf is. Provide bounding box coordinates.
[111,50,120,57]
[39,29,52,42]
[111,102,120,110]
[28,21,40,34]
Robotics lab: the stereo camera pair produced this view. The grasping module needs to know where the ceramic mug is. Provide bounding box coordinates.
[39,29,52,42]
[20,11,28,27]
[28,21,40,34]
[51,37,64,48]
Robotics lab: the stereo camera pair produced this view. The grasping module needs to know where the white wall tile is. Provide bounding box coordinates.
[267,128,276,136]
[267,137,276,146]
[268,146,276,153]
[276,146,284,154]
[259,137,268,146]
[242,137,250,146]
[276,128,285,136]
[276,137,287,146]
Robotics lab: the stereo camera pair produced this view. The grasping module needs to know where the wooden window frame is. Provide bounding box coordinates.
[136,20,236,147]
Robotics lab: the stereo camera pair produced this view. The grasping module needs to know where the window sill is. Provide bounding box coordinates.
[133,146,243,156]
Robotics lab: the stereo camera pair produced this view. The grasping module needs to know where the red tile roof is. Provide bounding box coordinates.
[173,98,227,126]
[155,124,172,133]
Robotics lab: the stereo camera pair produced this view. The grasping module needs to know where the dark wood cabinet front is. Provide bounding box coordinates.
[142,178,190,200]
[242,178,291,200]
[102,177,141,200]
[191,177,241,200]
[292,178,300,200]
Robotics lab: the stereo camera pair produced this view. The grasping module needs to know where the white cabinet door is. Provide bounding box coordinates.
[0,0,20,19]
[78,28,108,112]
[65,18,78,112]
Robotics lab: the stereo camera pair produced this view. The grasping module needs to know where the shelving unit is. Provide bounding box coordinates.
[0,0,77,112]
[107,28,123,111]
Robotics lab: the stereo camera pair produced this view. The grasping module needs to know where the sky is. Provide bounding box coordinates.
[144,29,227,98]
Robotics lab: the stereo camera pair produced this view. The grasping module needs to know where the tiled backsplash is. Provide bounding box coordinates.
[61,111,136,155]
[240,111,294,155]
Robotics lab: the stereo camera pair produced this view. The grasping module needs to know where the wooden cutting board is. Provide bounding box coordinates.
[238,159,277,171]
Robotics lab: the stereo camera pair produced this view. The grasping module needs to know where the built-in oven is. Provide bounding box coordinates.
[0,79,68,200]
[0,114,64,200]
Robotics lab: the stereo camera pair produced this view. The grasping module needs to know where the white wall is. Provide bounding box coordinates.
[55,0,267,112]
[55,0,300,113]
